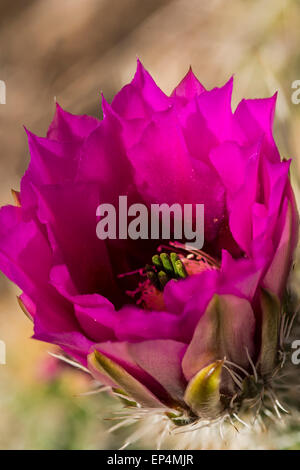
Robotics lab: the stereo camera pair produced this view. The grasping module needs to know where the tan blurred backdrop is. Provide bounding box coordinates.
[0,0,300,449]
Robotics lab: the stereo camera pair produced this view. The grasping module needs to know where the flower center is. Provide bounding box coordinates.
[126,243,220,311]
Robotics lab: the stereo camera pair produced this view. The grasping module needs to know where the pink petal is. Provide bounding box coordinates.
[209,141,248,193]
[233,94,280,162]
[111,59,169,119]
[47,103,100,142]
[36,182,118,300]
[171,67,205,102]
[113,305,184,343]
[196,77,234,142]
[264,199,296,296]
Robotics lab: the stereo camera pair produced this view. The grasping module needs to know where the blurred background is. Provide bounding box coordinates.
[0,0,300,449]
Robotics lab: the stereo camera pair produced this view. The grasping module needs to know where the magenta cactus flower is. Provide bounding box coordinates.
[0,60,298,434]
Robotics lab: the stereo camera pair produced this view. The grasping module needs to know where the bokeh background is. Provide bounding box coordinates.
[0,0,300,449]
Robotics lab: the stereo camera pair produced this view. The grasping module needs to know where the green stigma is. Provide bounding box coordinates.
[146,252,188,290]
